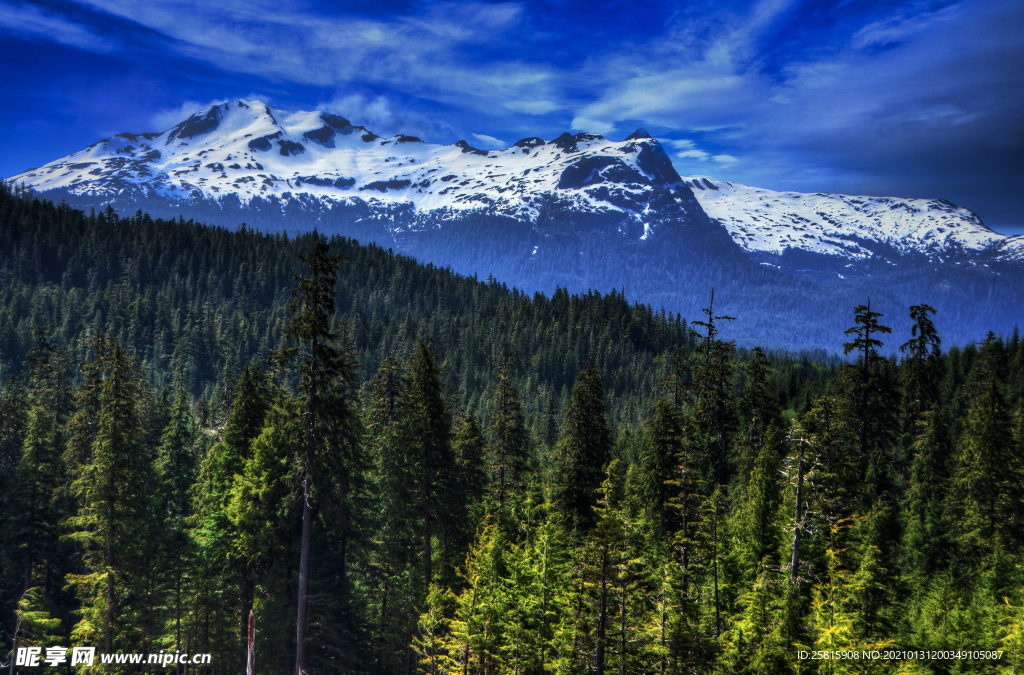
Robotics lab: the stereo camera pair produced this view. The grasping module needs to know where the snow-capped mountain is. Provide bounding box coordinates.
[11,99,699,235]
[681,177,1022,262]
[8,99,1024,350]
[11,98,1021,266]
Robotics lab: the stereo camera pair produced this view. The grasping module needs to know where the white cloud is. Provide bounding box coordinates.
[471,133,507,149]
[75,0,557,117]
[0,1,111,51]
[713,154,739,165]
[677,149,710,160]
[851,4,958,50]
[569,116,615,135]
[321,92,457,142]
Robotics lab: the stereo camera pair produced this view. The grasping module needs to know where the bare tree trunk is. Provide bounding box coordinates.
[659,568,666,675]
[596,544,608,675]
[680,473,689,596]
[423,509,432,597]
[539,541,548,675]
[176,563,182,675]
[619,584,627,675]
[295,471,312,675]
[241,573,253,675]
[106,568,114,654]
[790,440,805,585]
[246,611,255,675]
[713,506,721,638]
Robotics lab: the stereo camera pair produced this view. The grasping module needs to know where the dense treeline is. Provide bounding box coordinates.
[3,186,1024,675]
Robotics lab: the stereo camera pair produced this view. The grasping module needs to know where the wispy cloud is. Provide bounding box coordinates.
[321,92,459,142]
[73,0,558,117]
[2,0,1022,226]
[0,0,111,51]
[472,133,507,149]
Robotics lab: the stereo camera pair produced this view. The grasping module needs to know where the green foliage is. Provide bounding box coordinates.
[2,188,1024,675]
[553,362,612,530]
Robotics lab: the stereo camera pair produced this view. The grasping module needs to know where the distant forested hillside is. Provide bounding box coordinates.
[2,185,1024,675]
[46,186,1024,352]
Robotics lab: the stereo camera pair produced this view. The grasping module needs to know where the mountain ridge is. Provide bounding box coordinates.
[11,98,1022,265]
[7,99,1024,351]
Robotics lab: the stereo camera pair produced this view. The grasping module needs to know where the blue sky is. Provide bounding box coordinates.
[2,0,1022,232]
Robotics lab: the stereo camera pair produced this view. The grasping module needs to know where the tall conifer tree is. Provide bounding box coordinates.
[282,238,360,675]
[553,362,612,530]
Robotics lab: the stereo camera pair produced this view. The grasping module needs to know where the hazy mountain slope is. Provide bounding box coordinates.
[8,99,1023,350]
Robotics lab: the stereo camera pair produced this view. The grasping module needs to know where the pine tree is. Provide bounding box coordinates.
[9,404,67,623]
[951,347,1020,553]
[440,520,503,675]
[193,362,272,674]
[899,305,941,424]
[366,355,418,673]
[735,347,780,485]
[0,378,30,622]
[8,586,64,659]
[639,399,682,539]
[691,289,736,486]
[24,326,75,424]
[155,381,197,659]
[733,425,783,583]
[66,342,155,656]
[64,333,112,471]
[842,302,896,499]
[228,392,304,674]
[407,342,455,594]
[553,362,612,530]
[487,350,527,511]
[902,407,953,576]
[800,396,860,533]
[451,414,488,562]
[281,238,360,675]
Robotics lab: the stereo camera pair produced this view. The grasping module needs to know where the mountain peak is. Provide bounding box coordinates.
[9,98,1011,270]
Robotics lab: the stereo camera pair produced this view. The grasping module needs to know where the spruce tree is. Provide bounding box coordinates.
[9,404,67,616]
[406,342,455,594]
[228,392,305,674]
[733,425,783,582]
[691,290,736,486]
[281,238,360,675]
[553,361,612,530]
[639,399,682,539]
[735,347,780,484]
[487,350,527,511]
[193,362,271,675]
[899,305,941,422]
[66,342,154,656]
[903,408,953,576]
[842,302,896,499]
[155,382,197,659]
[951,349,1019,553]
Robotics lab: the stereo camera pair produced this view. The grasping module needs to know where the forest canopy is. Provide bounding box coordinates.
[2,185,1024,674]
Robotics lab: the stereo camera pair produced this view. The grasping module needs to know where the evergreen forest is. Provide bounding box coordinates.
[3,184,1024,674]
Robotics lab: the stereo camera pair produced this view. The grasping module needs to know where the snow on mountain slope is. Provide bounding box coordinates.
[682,177,1002,260]
[10,99,1016,265]
[10,99,694,228]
